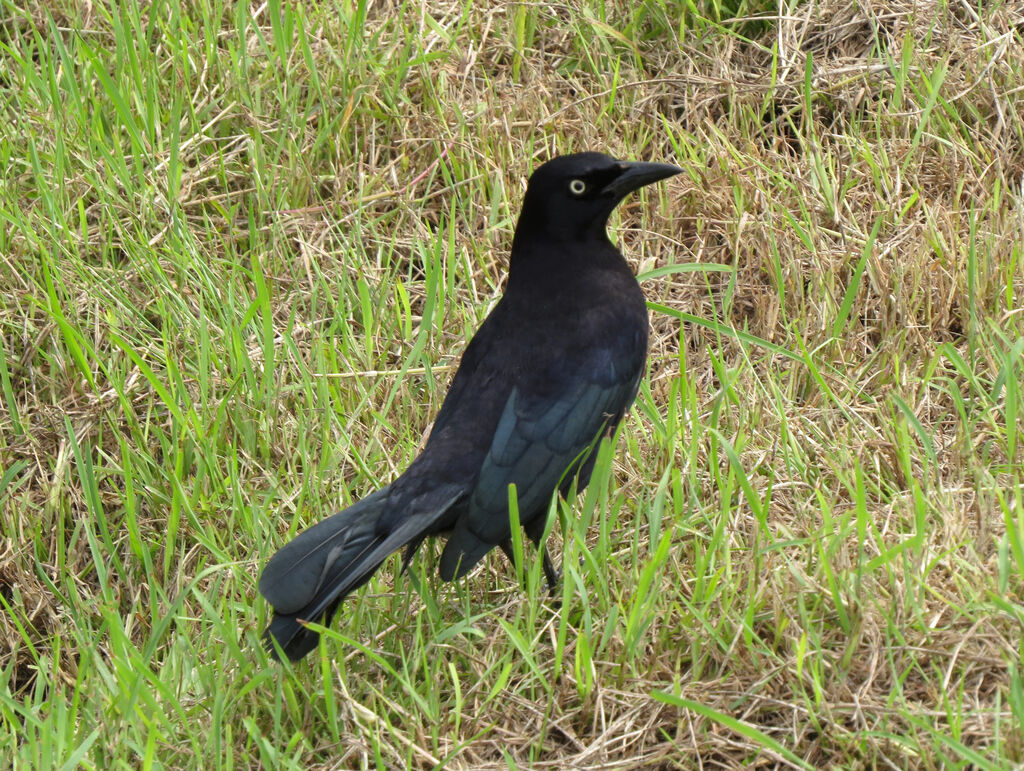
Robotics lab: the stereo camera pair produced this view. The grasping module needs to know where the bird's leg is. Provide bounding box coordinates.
[540,545,562,594]
[522,515,562,593]
[499,538,517,568]
[499,538,561,593]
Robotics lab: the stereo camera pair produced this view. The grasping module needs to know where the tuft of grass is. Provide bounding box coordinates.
[1,0,1023,767]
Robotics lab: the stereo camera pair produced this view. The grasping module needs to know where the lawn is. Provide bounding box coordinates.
[1,0,1022,767]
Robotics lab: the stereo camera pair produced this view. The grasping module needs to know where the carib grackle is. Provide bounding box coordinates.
[259,152,681,661]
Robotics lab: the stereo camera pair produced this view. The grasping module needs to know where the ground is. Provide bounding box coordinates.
[1,0,1022,768]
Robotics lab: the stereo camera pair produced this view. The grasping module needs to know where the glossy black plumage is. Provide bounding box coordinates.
[259,152,681,661]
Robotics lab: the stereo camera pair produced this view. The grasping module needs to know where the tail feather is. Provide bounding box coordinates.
[259,488,391,614]
[259,485,462,661]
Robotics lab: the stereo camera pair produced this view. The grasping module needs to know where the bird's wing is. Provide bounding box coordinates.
[438,344,643,580]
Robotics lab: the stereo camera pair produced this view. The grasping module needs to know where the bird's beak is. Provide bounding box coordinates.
[602,161,683,198]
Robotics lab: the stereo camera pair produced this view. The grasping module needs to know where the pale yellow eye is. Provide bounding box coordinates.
[569,179,586,195]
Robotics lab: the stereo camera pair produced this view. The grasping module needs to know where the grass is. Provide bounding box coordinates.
[1,0,1022,767]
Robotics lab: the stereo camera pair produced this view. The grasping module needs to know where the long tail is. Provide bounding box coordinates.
[259,485,462,661]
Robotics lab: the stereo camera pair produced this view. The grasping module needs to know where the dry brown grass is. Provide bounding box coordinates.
[1,0,1023,767]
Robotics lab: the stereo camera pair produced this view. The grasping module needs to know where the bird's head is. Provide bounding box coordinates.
[515,152,682,243]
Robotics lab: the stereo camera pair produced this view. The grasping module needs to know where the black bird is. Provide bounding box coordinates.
[259,152,681,661]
